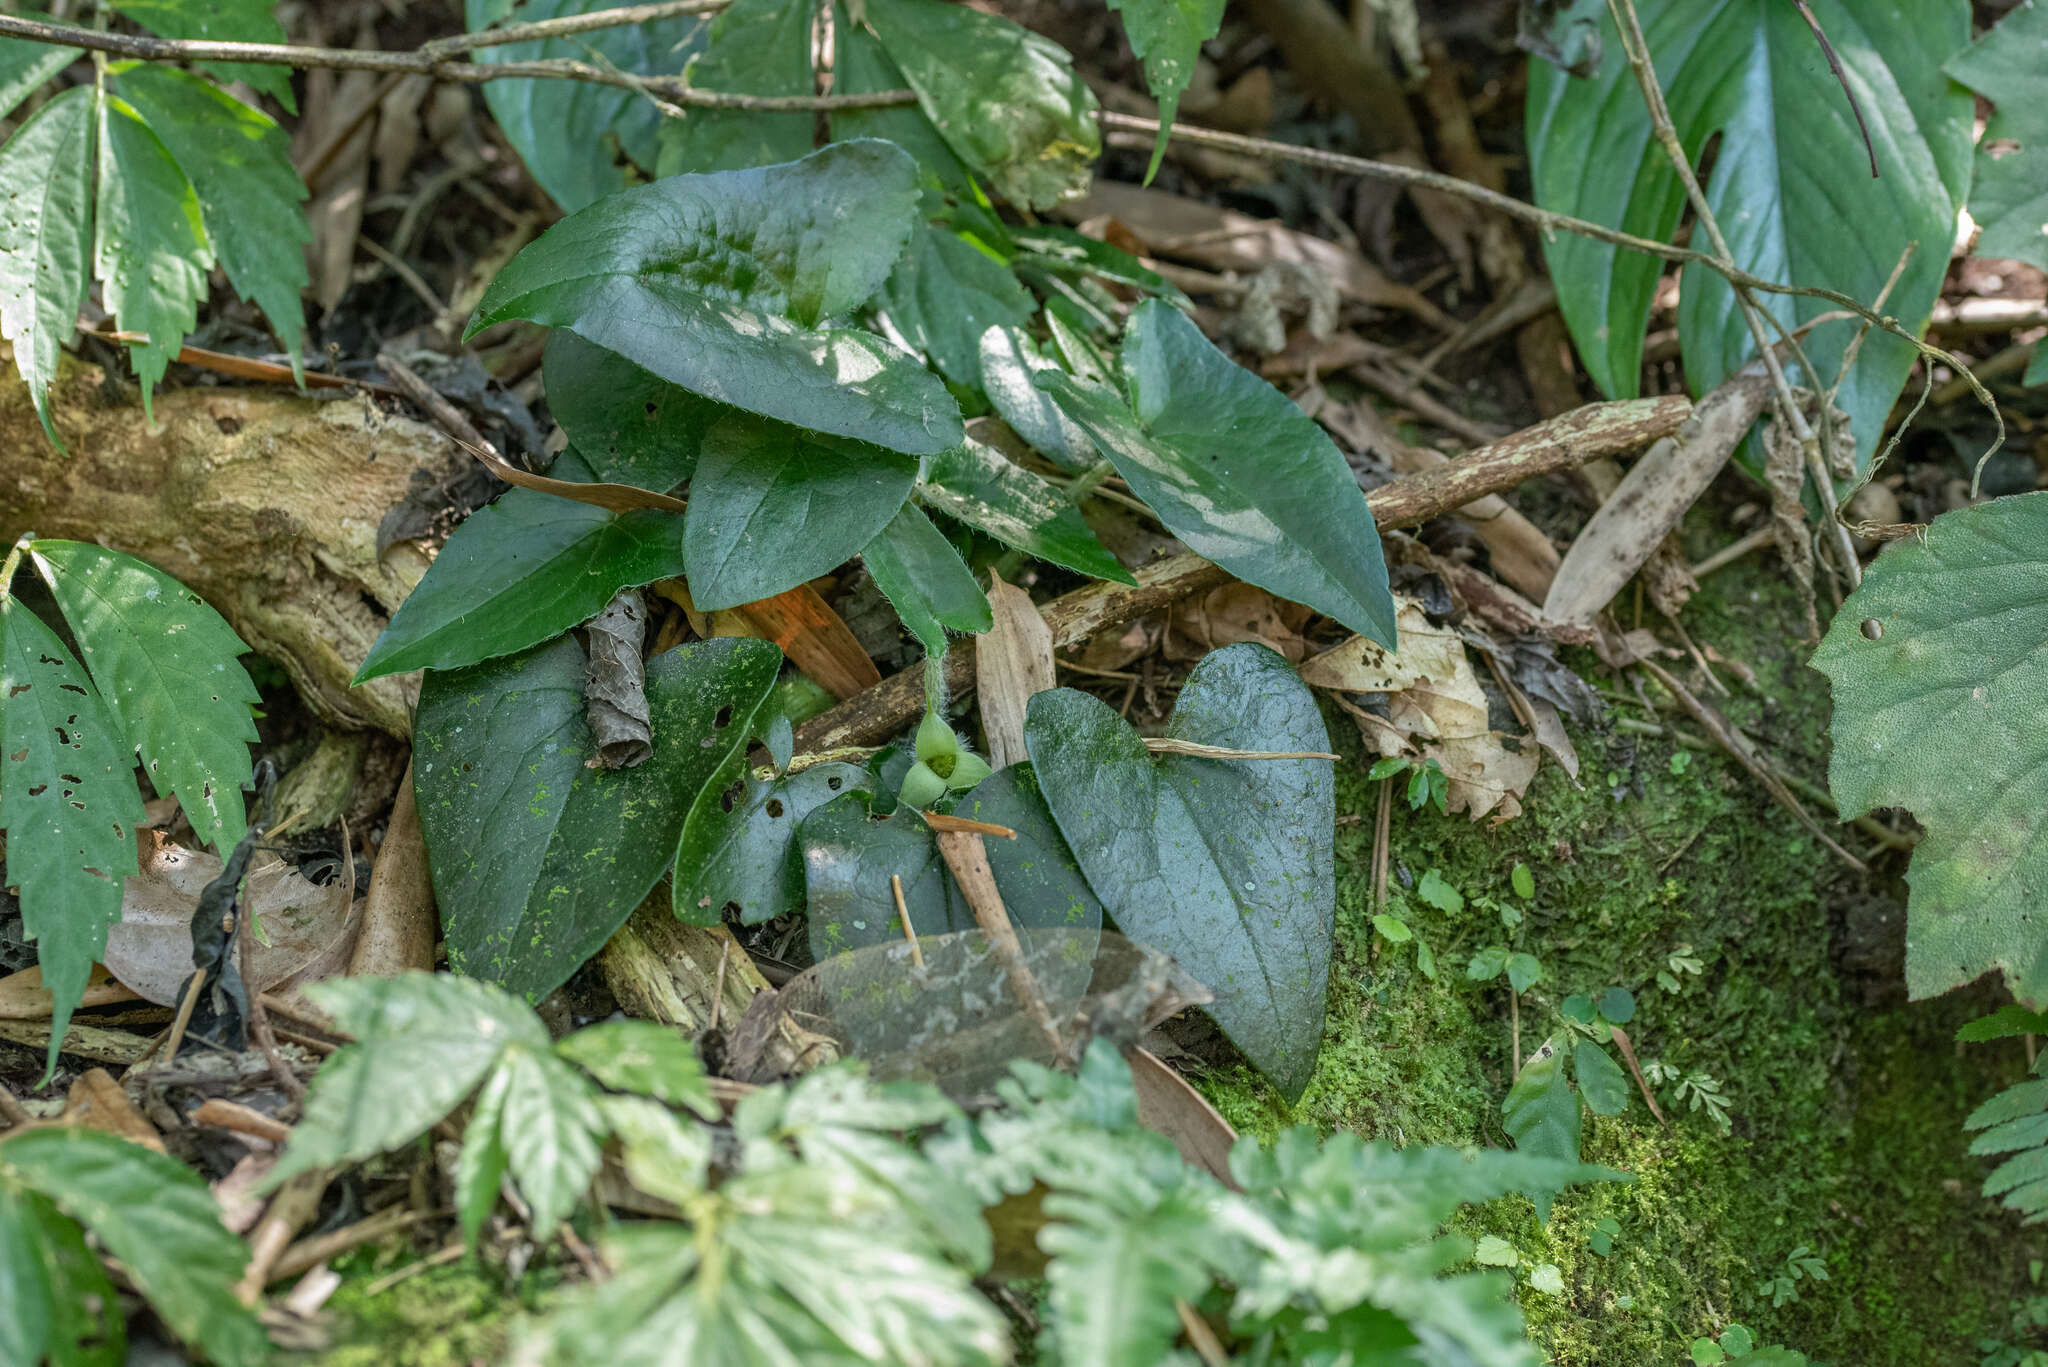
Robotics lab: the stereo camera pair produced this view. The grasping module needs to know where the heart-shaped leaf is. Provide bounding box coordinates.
[1024,642,1334,1098]
[1041,301,1396,646]
[413,635,780,1000]
[880,224,1035,387]
[920,440,1134,585]
[675,761,875,926]
[654,0,814,176]
[978,326,1097,472]
[469,140,962,456]
[544,332,719,491]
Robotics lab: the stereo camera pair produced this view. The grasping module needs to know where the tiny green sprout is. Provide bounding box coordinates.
[1416,868,1463,914]
[1511,862,1535,900]
[1366,755,1450,813]
[1589,1217,1621,1257]
[1669,750,1692,776]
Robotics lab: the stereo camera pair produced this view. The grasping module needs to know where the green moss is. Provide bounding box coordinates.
[289,1255,555,1367]
[1199,555,2041,1365]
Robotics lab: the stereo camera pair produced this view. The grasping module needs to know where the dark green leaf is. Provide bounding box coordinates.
[466,0,707,211]
[1467,946,1509,981]
[31,540,257,853]
[1008,224,1189,304]
[557,1019,720,1118]
[828,7,970,192]
[803,794,967,960]
[1961,1005,2048,1044]
[1506,952,1542,995]
[1813,492,2048,1006]
[355,464,690,681]
[1103,0,1224,178]
[105,65,310,375]
[656,0,814,176]
[1528,0,1973,473]
[674,762,876,926]
[111,0,294,109]
[1041,300,1396,644]
[920,439,1133,583]
[859,0,1100,211]
[978,325,1098,472]
[1946,3,2048,273]
[1597,985,1635,1024]
[0,1180,123,1367]
[862,503,992,652]
[0,599,146,1075]
[543,331,718,490]
[0,86,95,446]
[95,94,211,418]
[414,636,781,1000]
[1560,993,1596,1026]
[881,225,1035,386]
[1573,1040,1630,1116]
[1501,1038,1580,1220]
[470,141,961,455]
[683,414,919,611]
[0,1128,269,1367]
[1025,643,1333,1098]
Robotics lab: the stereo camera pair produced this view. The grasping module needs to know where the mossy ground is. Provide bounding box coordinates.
[1200,554,2040,1365]
[290,1253,553,1367]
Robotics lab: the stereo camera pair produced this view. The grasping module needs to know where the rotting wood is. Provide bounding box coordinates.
[798,396,1691,753]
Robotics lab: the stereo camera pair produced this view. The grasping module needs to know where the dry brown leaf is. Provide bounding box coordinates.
[1166,584,1313,664]
[1129,1047,1239,1188]
[350,763,436,979]
[1299,598,1465,693]
[62,1068,164,1151]
[976,571,1055,770]
[0,964,139,1021]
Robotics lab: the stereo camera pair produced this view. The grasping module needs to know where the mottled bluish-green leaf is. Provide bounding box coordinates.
[676,761,874,926]
[881,225,1034,387]
[0,86,95,446]
[921,439,1133,584]
[978,325,1097,472]
[655,0,813,176]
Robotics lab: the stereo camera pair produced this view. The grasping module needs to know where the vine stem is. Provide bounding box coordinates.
[0,533,32,606]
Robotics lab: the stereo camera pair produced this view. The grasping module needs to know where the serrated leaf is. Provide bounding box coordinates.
[1474,1233,1518,1267]
[1040,1186,1215,1366]
[598,1094,712,1206]
[921,438,1134,584]
[1961,1005,2048,1043]
[95,94,211,421]
[1105,0,1223,179]
[467,0,707,212]
[272,973,549,1185]
[112,0,294,109]
[107,64,309,371]
[543,326,716,492]
[455,1066,512,1247]
[1969,1080,2048,1132]
[496,1044,606,1235]
[1528,0,1973,474]
[862,503,992,652]
[1945,1,2048,273]
[355,456,690,681]
[859,0,1100,211]
[0,598,146,1075]
[558,1019,719,1119]
[1501,1039,1580,1220]
[1042,300,1396,644]
[978,325,1098,472]
[1970,1112,2048,1157]
[31,540,257,853]
[414,635,780,1000]
[0,1182,124,1367]
[881,224,1035,387]
[655,0,814,176]
[1506,952,1542,995]
[0,1128,269,1367]
[683,414,919,611]
[676,761,874,926]
[0,86,95,446]
[1813,492,2048,1006]
[1026,643,1333,1099]
[1573,1040,1630,1116]
[470,141,962,456]
[828,7,970,193]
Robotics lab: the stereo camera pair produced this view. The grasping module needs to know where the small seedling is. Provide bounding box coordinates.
[1368,755,1450,814]
[1757,1244,1828,1308]
[1528,1263,1565,1295]
[1691,1324,1756,1365]
[1588,1217,1622,1257]
[1475,1235,1519,1267]
[1657,943,1706,994]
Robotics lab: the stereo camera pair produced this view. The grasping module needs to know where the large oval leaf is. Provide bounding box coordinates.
[1813,491,2048,1008]
[653,0,814,176]
[468,141,963,456]
[1041,300,1396,645]
[1024,642,1334,1099]
[414,635,781,1000]
[1527,0,1972,473]
[880,224,1035,387]
[544,331,719,491]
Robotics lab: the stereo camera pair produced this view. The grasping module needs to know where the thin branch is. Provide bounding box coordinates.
[1788,0,1877,178]
[422,0,728,56]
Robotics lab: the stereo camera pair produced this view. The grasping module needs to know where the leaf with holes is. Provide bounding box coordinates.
[1041,300,1397,645]
[863,504,993,653]
[920,439,1133,584]
[880,225,1035,387]
[1945,2,2048,274]
[0,598,147,1076]
[0,86,95,446]
[676,761,874,926]
[1528,0,1973,473]
[111,0,294,109]
[654,0,814,176]
[683,414,919,612]
[1105,0,1224,178]
[1814,492,2048,1007]
[1025,643,1333,1098]
[467,0,707,212]
[469,140,962,455]
[355,452,689,682]
[31,540,257,854]
[413,635,781,1000]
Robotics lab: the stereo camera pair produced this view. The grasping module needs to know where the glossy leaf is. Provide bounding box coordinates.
[0,1182,123,1367]
[0,599,146,1074]
[655,0,813,176]
[1009,224,1188,304]
[470,141,962,455]
[1105,0,1224,178]
[1025,643,1334,1098]
[414,635,781,1000]
[1042,300,1397,645]
[1501,1038,1580,1220]
[111,0,294,109]
[1944,2,2048,273]
[921,439,1133,583]
[1814,492,2048,1007]
[978,325,1098,472]
[0,87,95,445]
[1528,0,1973,472]
[466,0,706,211]
[0,43,74,126]
[356,456,689,681]
[31,540,257,853]
[859,0,1101,211]
[1573,1040,1631,1116]
[0,1127,269,1367]
[881,225,1035,386]
[684,414,919,611]
[676,761,875,926]
[828,7,970,193]
[862,503,992,652]
[544,331,718,490]
[557,1019,720,1118]
[106,65,310,375]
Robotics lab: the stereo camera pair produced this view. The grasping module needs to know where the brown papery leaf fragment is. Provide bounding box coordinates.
[976,571,1056,770]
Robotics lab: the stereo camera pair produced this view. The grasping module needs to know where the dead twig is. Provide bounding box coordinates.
[0,1078,32,1129]
[1607,1026,1668,1123]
